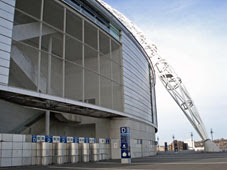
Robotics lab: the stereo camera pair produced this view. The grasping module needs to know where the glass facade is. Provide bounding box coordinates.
[9,0,123,112]
[8,0,156,125]
[63,0,121,41]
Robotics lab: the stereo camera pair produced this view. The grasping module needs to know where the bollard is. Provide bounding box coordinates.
[90,143,99,162]
[69,143,79,163]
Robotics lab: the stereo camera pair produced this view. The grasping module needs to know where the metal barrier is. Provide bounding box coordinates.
[81,143,90,162]
[0,133,111,167]
[89,138,99,162]
[68,142,79,163]
[99,138,111,160]
[90,143,99,161]
[53,142,66,164]
[37,142,52,165]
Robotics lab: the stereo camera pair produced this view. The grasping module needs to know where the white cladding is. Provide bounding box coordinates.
[122,31,154,124]
[0,0,15,85]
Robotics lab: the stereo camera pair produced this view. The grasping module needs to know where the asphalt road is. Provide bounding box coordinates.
[2,151,227,170]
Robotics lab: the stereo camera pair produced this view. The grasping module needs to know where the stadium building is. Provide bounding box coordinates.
[0,0,158,159]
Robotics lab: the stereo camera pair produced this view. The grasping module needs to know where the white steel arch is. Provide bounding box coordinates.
[97,0,220,152]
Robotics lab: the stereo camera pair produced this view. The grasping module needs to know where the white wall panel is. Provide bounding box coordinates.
[0,66,9,76]
[0,48,10,60]
[0,8,14,21]
[0,58,10,67]
[0,42,11,52]
[0,35,12,45]
[122,31,154,124]
[0,26,12,38]
[0,1,15,14]
[1,0,16,7]
[0,17,13,29]
[0,0,15,85]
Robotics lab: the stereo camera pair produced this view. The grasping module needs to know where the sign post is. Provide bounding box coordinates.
[164,142,168,152]
[120,127,131,164]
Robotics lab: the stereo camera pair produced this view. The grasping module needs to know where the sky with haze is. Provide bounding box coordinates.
[104,0,227,145]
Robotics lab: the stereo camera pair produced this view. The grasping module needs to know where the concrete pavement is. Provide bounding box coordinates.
[1,151,227,170]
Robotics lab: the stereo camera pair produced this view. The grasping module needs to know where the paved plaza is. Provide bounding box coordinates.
[2,151,227,170]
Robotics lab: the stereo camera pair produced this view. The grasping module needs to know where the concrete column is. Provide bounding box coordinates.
[45,110,50,135]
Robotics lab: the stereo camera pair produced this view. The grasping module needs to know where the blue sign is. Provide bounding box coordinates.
[32,135,37,143]
[84,137,89,143]
[45,136,53,143]
[120,127,130,134]
[49,136,53,143]
[60,136,67,143]
[121,142,128,149]
[120,127,131,159]
[106,138,110,144]
[73,137,79,143]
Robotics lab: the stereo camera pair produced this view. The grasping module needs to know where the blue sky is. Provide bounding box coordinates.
[104,0,227,144]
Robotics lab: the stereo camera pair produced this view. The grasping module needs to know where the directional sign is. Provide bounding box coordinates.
[45,136,53,143]
[73,137,79,143]
[84,137,89,143]
[120,127,130,134]
[120,127,131,159]
[121,149,131,158]
[106,138,110,144]
[60,136,67,143]
[32,135,37,143]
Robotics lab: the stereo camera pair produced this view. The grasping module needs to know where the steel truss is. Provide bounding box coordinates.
[97,0,211,142]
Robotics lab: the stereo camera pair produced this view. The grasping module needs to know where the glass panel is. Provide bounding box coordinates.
[13,10,37,26]
[52,35,63,58]
[66,10,82,41]
[16,0,41,19]
[112,62,122,83]
[111,39,121,64]
[99,31,110,56]
[9,41,38,91]
[100,77,112,109]
[84,45,98,72]
[43,0,64,30]
[84,21,97,49]
[110,23,120,41]
[100,55,111,78]
[65,61,83,101]
[84,69,99,105]
[13,11,40,49]
[39,51,48,93]
[50,56,63,97]
[113,82,123,112]
[41,24,63,58]
[65,36,82,65]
